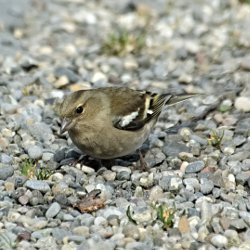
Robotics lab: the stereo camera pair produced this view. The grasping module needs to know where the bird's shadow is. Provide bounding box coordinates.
[55,143,150,171]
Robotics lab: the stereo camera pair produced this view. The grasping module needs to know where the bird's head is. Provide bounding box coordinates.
[57,90,91,134]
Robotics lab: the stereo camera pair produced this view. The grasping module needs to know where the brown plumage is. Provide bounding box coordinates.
[57,87,196,159]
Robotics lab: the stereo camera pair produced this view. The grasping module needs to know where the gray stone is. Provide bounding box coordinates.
[73,226,90,238]
[163,142,189,157]
[229,219,247,230]
[126,242,151,250]
[210,170,224,188]
[144,148,166,168]
[122,223,140,240]
[42,152,54,162]
[77,214,95,227]
[233,135,246,147]
[53,148,67,162]
[54,67,80,83]
[200,178,214,194]
[236,172,250,185]
[31,228,52,239]
[158,176,171,191]
[66,235,85,244]
[62,213,74,221]
[0,153,13,164]
[111,166,131,174]
[116,171,131,181]
[185,161,205,173]
[45,202,61,219]
[190,135,208,145]
[27,145,43,160]
[25,180,50,193]
[29,190,44,206]
[169,177,182,191]
[0,166,14,180]
[33,236,57,249]
[235,117,250,135]
[52,228,72,241]
[183,178,200,191]
[240,56,250,70]
[26,122,53,143]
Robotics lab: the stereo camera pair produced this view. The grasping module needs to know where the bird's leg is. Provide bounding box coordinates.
[137,150,149,171]
[69,154,87,166]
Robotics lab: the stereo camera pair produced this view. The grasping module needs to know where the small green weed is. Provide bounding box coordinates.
[239,0,250,4]
[207,129,224,149]
[20,159,36,179]
[102,29,146,56]
[20,159,53,180]
[156,204,175,229]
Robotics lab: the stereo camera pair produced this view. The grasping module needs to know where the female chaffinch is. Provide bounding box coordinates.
[57,87,196,160]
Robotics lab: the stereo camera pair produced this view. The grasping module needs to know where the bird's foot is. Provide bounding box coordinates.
[132,150,149,172]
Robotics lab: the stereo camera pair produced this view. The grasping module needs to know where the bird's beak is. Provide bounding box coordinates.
[60,117,72,134]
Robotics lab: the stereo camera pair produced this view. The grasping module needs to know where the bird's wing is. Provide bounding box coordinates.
[106,88,198,131]
[105,88,170,131]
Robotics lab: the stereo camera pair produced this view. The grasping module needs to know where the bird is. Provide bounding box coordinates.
[57,87,197,162]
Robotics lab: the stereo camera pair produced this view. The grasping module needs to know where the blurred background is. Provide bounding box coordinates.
[0,0,249,97]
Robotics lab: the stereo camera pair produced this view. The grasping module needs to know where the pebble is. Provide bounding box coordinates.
[163,142,190,157]
[91,72,107,87]
[52,228,72,241]
[235,97,250,112]
[0,166,14,180]
[229,219,247,230]
[240,56,250,71]
[4,181,15,192]
[200,178,214,194]
[169,177,182,191]
[149,185,164,201]
[0,153,13,164]
[102,170,116,182]
[54,148,67,162]
[235,172,250,185]
[42,152,54,162]
[54,67,79,83]
[45,202,61,219]
[73,226,90,238]
[27,145,43,160]
[185,161,205,173]
[184,178,200,192]
[81,165,95,175]
[111,166,131,174]
[158,176,171,191]
[144,148,166,168]
[116,171,131,181]
[25,180,50,193]
[139,173,154,188]
[122,224,140,240]
[210,234,228,248]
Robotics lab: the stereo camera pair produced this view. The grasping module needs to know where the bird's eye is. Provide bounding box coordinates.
[76,106,83,114]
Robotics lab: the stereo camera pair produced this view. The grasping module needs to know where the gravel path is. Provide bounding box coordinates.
[0,0,250,249]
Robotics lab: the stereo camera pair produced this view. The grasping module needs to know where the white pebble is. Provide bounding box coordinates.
[235,97,250,112]
[211,234,228,248]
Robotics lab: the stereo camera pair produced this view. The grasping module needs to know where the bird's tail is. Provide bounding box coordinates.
[164,93,200,106]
